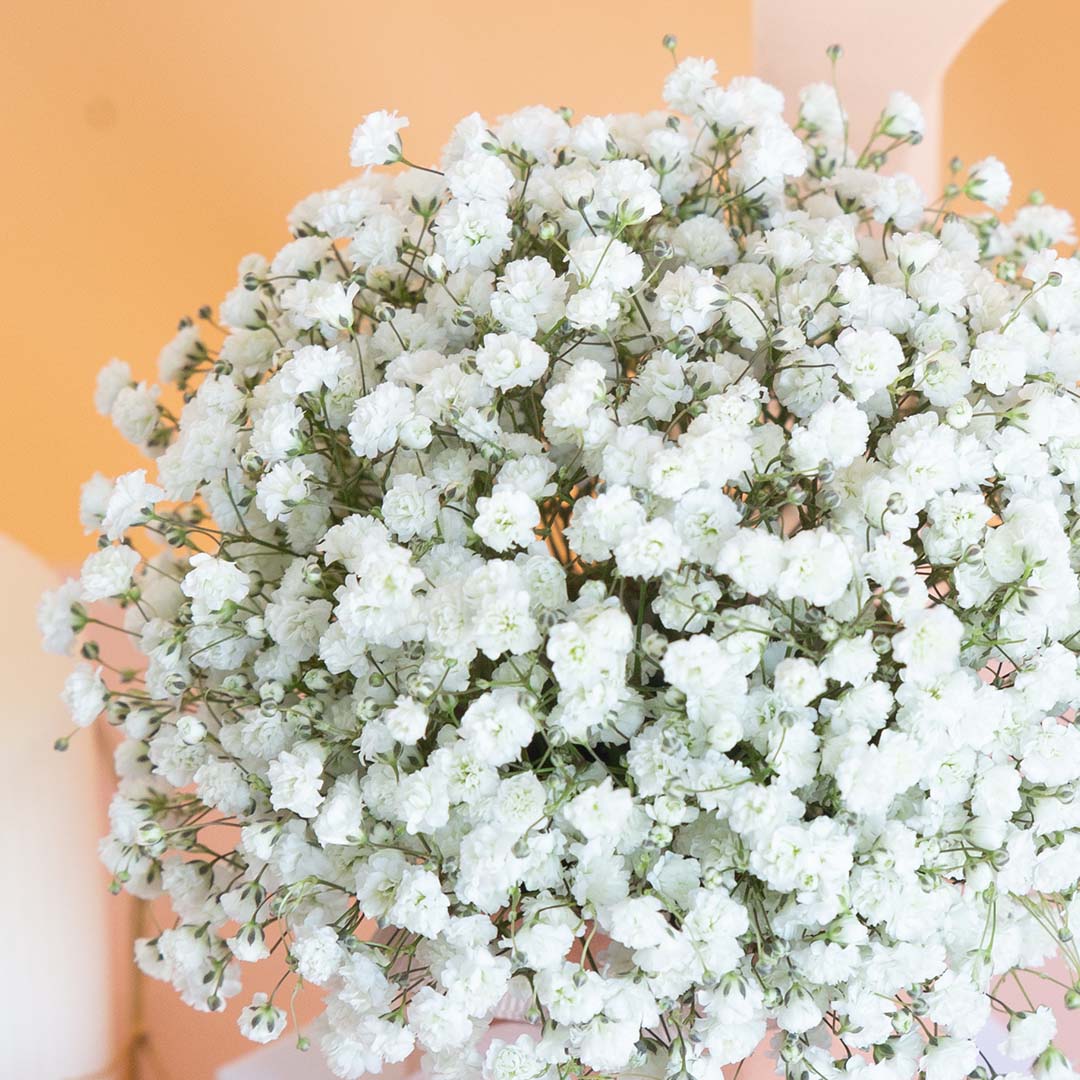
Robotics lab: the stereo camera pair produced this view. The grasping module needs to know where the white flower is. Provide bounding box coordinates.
[474,489,539,552]
[389,865,450,937]
[102,470,164,541]
[881,91,925,137]
[349,382,416,459]
[268,743,325,818]
[277,344,352,397]
[615,518,684,579]
[663,57,718,114]
[384,695,428,745]
[563,777,632,840]
[655,265,723,334]
[61,663,107,727]
[475,332,549,390]
[969,155,1012,211]
[80,544,140,601]
[566,286,619,331]
[291,926,344,986]
[408,986,472,1052]
[567,236,643,292]
[460,688,535,766]
[1002,1007,1058,1060]
[237,993,286,1044]
[282,279,359,333]
[38,578,82,655]
[921,1038,978,1080]
[834,326,904,401]
[255,459,311,522]
[95,359,132,415]
[436,199,513,272]
[446,151,516,203]
[350,110,408,167]
[891,605,963,683]
[773,657,826,707]
[181,552,250,622]
[313,774,364,846]
[484,1035,553,1080]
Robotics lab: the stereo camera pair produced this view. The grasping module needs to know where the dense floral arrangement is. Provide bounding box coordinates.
[40,39,1080,1080]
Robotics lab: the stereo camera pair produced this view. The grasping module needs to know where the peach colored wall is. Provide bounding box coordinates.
[755,0,1004,194]
[943,0,1080,214]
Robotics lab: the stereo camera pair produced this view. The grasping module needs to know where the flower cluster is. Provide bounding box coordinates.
[41,41,1080,1080]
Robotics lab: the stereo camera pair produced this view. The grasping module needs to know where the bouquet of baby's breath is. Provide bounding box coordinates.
[41,37,1080,1080]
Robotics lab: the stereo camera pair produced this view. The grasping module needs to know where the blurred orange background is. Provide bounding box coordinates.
[4,0,1080,1077]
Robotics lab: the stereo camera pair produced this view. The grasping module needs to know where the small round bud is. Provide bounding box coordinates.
[648,823,673,846]
[354,697,380,723]
[779,1038,803,1065]
[399,416,433,450]
[691,591,716,615]
[662,33,678,52]
[260,680,286,705]
[537,219,559,242]
[422,253,447,282]
[825,43,843,62]
[406,673,434,699]
[642,630,668,661]
[163,671,190,697]
[241,450,264,476]
[136,821,165,849]
[373,302,396,323]
[303,668,334,692]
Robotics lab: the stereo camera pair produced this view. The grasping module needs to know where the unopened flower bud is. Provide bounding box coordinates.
[422,253,447,281]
